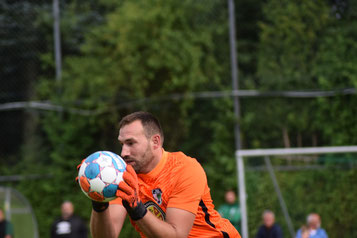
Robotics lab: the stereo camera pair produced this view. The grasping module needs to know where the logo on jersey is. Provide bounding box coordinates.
[145,201,166,221]
[152,188,163,205]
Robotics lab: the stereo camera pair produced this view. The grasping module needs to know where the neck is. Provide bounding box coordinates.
[141,148,163,174]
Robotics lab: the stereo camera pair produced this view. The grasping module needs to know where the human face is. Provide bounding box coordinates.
[118,120,155,173]
[307,214,320,229]
[225,191,236,204]
[61,202,74,220]
[263,213,275,228]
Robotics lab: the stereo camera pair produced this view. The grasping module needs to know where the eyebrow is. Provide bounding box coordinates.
[118,137,136,144]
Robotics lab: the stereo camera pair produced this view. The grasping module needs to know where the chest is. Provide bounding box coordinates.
[137,171,177,220]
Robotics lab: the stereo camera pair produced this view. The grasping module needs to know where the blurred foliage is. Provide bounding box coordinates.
[246,159,357,237]
[0,0,357,237]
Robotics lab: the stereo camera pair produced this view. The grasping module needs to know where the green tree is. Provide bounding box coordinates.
[33,0,229,236]
[251,0,331,148]
[313,1,357,145]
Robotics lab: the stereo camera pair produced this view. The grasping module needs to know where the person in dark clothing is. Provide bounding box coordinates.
[0,208,13,238]
[256,210,283,238]
[51,201,88,238]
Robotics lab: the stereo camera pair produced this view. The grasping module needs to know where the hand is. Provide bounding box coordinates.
[116,165,147,220]
[75,158,85,183]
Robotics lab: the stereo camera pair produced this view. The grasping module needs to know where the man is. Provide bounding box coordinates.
[255,210,283,238]
[51,201,88,238]
[218,189,241,232]
[90,111,240,237]
[295,213,328,238]
[0,208,13,238]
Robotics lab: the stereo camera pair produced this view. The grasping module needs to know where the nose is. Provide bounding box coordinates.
[121,144,130,158]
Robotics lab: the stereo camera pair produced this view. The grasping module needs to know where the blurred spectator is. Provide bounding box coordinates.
[0,208,13,238]
[255,210,283,238]
[51,201,88,238]
[218,189,241,232]
[295,213,328,238]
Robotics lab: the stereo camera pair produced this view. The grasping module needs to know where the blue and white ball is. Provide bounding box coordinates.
[78,151,126,202]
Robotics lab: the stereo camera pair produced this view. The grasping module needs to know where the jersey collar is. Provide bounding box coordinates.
[139,149,168,179]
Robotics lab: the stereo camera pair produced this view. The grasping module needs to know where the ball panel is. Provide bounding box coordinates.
[115,172,124,185]
[85,163,100,179]
[78,162,87,178]
[103,184,118,198]
[88,191,105,202]
[111,158,119,170]
[86,152,100,163]
[97,154,113,167]
[113,157,126,172]
[79,176,90,193]
[89,177,105,192]
[101,167,117,183]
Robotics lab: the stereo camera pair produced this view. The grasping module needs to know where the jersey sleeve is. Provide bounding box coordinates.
[167,158,206,215]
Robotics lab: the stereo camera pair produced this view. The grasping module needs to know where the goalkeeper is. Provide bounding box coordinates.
[89,111,240,238]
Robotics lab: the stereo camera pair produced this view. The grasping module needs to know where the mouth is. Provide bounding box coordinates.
[124,158,135,165]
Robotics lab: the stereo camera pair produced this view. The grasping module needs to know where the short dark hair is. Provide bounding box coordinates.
[119,111,164,144]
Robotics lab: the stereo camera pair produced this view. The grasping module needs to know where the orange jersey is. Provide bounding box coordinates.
[110,150,240,238]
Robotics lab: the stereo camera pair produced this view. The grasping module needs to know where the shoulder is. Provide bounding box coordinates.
[168,151,206,182]
[167,151,204,171]
[318,228,328,235]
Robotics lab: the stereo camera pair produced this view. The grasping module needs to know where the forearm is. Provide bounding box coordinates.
[91,203,127,238]
[136,212,181,238]
[91,209,117,238]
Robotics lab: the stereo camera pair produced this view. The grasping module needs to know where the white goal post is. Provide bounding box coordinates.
[235,146,357,238]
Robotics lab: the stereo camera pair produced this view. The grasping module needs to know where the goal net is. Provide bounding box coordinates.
[236,146,357,238]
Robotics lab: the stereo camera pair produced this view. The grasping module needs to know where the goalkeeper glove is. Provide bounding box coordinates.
[117,165,147,221]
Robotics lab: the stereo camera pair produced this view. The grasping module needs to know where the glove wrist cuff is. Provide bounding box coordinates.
[123,201,147,221]
[92,201,109,213]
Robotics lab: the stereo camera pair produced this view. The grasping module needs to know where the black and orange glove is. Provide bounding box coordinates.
[116,165,147,221]
[75,158,86,184]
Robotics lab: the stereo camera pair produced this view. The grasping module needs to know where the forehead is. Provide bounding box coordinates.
[62,202,73,209]
[264,213,274,219]
[118,120,145,141]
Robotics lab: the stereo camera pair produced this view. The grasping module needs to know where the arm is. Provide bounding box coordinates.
[136,207,195,238]
[90,204,127,238]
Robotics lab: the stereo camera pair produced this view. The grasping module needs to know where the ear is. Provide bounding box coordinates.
[151,134,161,150]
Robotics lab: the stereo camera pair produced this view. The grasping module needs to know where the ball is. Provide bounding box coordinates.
[78,151,126,202]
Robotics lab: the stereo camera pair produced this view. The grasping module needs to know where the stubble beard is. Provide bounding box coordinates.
[132,144,154,174]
